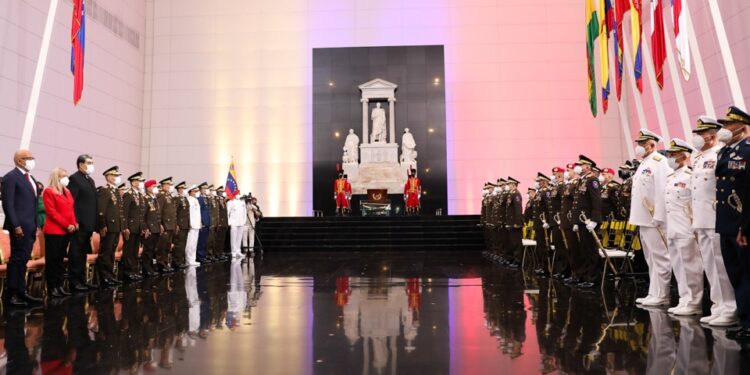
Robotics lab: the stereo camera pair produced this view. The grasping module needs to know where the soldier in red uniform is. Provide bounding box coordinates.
[334,172,351,216]
[404,168,421,215]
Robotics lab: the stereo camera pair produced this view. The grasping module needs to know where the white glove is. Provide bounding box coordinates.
[542,222,549,230]
[573,224,579,232]
[586,221,597,231]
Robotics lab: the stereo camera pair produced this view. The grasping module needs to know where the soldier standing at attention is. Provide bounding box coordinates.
[96,166,124,287]
[571,155,602,289]
[142,179,162,277]
[121,172,146,283]
[505,177,524,268]
[216,186,230,261]
[156,177,176,273]
[172,181,190,269]
[549,167,569,279]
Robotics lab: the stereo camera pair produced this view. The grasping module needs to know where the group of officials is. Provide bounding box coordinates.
[481,105,750,341]
[1,153,262,308]
[333,168,422,216]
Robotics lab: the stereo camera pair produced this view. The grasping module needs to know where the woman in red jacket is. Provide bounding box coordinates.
[43,168,78,298]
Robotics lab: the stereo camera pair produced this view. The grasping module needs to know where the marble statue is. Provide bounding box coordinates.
[400,128,417,164]
[343,129,360,163]
[370,103,387,143]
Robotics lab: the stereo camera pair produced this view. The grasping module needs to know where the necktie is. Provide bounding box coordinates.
[25,173,35,196]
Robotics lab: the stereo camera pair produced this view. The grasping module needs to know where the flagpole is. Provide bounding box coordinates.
[661,12,692,140]
[20,0,60,149]
[682,0,715,117]
[705,0,745,106]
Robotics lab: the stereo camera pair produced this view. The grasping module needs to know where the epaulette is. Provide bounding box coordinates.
[608,181,621,187]
[653,154,663,161]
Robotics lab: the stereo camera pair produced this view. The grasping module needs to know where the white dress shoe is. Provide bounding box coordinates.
[709,316,739,327]
[667,304,685,314]
[635,296,652,304]
[640,297,670,307]
[699,315,718,324]
[672,306,702,316]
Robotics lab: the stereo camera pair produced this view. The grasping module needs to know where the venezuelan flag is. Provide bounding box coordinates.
[586,0,600,117]
[629,0,643,92]
[614,0,630,100]
[225,158,240,200]
[71,0,86,104]
[599,0,612,113]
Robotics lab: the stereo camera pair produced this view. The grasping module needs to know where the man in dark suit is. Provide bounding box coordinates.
[1,149,43,307]
[67,154,98,292]
[197,182,211,263]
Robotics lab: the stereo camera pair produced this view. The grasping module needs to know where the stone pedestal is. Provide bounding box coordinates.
[360,143,399,164]
[342,163,359,181]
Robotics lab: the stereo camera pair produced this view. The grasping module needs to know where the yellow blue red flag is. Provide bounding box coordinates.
[225,158,240,199]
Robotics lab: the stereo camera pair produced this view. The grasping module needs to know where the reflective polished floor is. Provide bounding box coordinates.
[2,252,750,374]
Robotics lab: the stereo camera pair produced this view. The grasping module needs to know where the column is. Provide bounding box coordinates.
[388,97,396,144]
[361,98,369,144]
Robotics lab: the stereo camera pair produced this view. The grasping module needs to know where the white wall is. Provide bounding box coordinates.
[0,0,146,186]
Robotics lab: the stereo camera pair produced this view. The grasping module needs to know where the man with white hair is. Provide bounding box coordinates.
[630,129,673,306]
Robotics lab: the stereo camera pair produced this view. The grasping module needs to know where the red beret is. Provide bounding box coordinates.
[144,179,157,188]
[601,168,615,174]
[566,163,577,169]
[552,167,564,173]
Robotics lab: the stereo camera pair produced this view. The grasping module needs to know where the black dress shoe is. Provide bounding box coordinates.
[726,327,746,338]
[124,275,139,283]
[71,284,90,293]
[20,293,43,304]
[5,294,29,307]
[730,328,750,340]
[49,287,64,298]
[144,271,159,278]
[577,281,595,289]
[58,287,72,296]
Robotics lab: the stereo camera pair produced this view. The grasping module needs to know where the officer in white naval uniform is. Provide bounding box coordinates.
[664,138,703,316]
[691,116,737,326]
[630,129,673,306]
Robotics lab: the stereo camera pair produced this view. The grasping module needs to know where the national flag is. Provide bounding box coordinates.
[225,158,240,200]
[599,0,612,113]
[629,0,643,92]
[71,0,86,104]
[651,0,667,89]
[586,0,600,117]
[613,0,630,99]
[671,0,690,79]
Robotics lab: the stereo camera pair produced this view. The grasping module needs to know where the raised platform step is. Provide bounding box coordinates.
[258,215,485,252]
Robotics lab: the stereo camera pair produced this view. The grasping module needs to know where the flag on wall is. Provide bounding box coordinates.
[71,0,86,104]
[671,0,690,79]
[651,0,667,89]
[586,0,600,117]
[613,0,630,99]
[629,0,643,92]
[225,158,240,200]
[599,0,612,113]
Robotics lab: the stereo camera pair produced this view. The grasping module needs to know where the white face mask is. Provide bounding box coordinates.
[222,192,227,198]
[24,159,35,172]
[114,176,122,185]
[533,182,540,189]
[60,176,70,187]
[573,166,583,175]
[86,164,95,175]
[195,192,201,198]
[212,191,217,197]
[691,134,706,150]
[634,145,646,158]
[563,171,570,181]
[717,128,732,143]
[140,186,146,193]
[597,175,605,183]
[667,157,680,170]
[151,187,159,195]
[170,186,176,193]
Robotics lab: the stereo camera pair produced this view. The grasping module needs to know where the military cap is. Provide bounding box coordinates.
[507,177,520,184]
[103,166,121,176]
[578,154,596,167]
[666,138,695,153]
[175,181,187,190]
[159,177,173,185]
[127,172,144,182]
[566,163,578,169]
[592,165,601,173]
[619,160,634,170]
[217,186,225,191]
[527,187,537,192]
[117,183,127,191]
[551,167,564,173]
[693,116,722,133]
[198,181,208,189]
[634,128,662,143]
[719,105,750,125]
[496,178,506,185]
[535,173,551,182]
[208,184,215,190]
[144,179,157,188]
[601,168,615,175]
[188,184,200,192]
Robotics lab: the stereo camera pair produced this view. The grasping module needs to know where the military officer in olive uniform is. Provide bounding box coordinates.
[561,163,580,284]
[599,168,620,221]
[121,172,146,282]
[505,177,524,267]
[215,186,230,260]
[172,181,190,269]
[142,179,162,277]
[156,177,177,273]
[549,167,569,278]
[207,185,220,262]
[691,116,737,326]
[532,173,554,275]
[495,179,510,263]
[96,166,125,287]
[571,155,602,289]
[616,161,635,221]
[717,106,750,339]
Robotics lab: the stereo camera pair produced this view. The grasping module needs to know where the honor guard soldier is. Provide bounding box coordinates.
[494,179,509,262]
[532,173,554,275]
[404,168,421,215]
[664,138,704,316]
[691,116,737,326]
[334,172,351,216]
[142,179,162,277]
[599,168,620,221]
[215,186,230,260]
[121,172,146,282]
[156,177,176,273]
[117,183,128,197]
[562,163,582,285]
[717,106,750,339]
[480,182,494,252]
[197,182,211,263]
[616,161,635,220]
[172,181,190,269]
[505,177,524,267]
[207,184,220,262]
[549,167,569,278]
[571,155,603,289]
[96,166,125,287]
[631,129,673,306]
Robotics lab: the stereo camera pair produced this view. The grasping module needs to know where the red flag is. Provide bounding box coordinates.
[71,0,86,104]
[651,0,666,89]
[613,0,630,99]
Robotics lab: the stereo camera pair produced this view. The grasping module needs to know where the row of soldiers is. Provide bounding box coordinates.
[96,167,259,286]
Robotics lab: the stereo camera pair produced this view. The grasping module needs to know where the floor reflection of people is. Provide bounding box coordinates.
[227,259,248,330]
[186,266,200,336]
[41,299,74,373]
[710,328,741,374]
[4,311,36,374]
[672,317,708,375]
[645,309,676,374]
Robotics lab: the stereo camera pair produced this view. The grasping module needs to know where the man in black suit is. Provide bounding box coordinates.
[67,154,98,292]
[1,149,43,307]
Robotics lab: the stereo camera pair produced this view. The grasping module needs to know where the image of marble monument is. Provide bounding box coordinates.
[342,78,417,194]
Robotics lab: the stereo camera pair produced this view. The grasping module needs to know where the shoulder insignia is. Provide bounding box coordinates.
[591,180,599,189]
[653,155,663,161]
[685,169,692,175]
